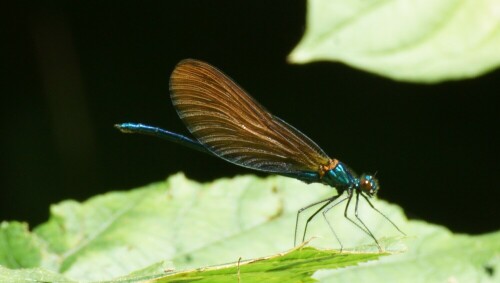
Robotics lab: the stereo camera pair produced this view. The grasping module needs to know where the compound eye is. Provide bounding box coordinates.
[361,179,372,191]
[360,175,378,196]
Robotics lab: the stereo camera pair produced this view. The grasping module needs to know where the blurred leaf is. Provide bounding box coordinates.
[0,222,42,268]
[288,0,500,83]
[0,222,70,282]
[0,265,74,283]
[0,174,498,282]
[314,224,500,282]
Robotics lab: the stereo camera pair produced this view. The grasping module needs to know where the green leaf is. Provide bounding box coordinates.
[0,221,59,270]
[0,265,74,283]
[149,246,384,283]
[0,173,499,282]
[0,222,42,269]
[288,0,500,83]
[0,222,71,282]
[314,225,500,282]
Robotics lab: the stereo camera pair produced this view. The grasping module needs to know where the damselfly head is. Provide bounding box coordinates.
[359,174,379,196]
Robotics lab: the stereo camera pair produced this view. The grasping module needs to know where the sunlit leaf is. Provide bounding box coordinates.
[0,174,498,282]
[289,0,500,83]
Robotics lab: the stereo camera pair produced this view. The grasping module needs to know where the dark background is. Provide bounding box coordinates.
[2,1,498,234]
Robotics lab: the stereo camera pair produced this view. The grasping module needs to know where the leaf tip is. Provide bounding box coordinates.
[287,49,313,64]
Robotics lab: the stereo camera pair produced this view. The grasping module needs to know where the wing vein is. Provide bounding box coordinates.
[169,59,331,175]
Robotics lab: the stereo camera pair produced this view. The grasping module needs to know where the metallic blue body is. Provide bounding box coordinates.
[323,162,356,189]
[115,123,359,191]
[116,123,209,154]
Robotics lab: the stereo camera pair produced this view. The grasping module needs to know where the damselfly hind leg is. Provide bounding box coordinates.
[321,196,349,252]
[294,195,340,247]
[353,191,382,252]
[295,189,405,252]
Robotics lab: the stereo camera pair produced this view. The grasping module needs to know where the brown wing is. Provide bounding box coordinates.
[169,59,330,174]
